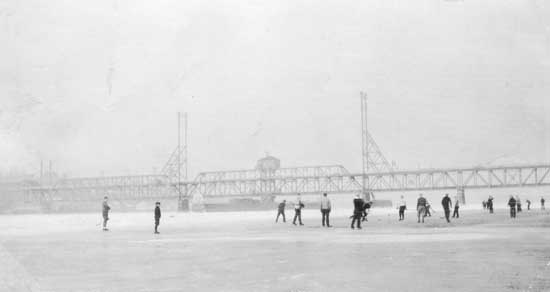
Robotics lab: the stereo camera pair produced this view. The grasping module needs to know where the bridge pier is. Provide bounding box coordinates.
[178,198,190,211]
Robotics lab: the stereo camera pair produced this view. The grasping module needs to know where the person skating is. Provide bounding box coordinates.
[417,194,427,223]
[542,197,546,210]
[425,200,432,217]
[526,199,531,211]
[320,193,332,227]
[452,197,460,218]
[508,195,517,218]
[102,196,110,231]
[351,194,364,229]
[487,196,494,214]
[154,202,161,234]
[482,201,487,210]
[516,196,522,213]
[293,194,305,226]
[276,200,286,223]
[398,195,407,221]
[362,200,372,222]
[441,194,452,223]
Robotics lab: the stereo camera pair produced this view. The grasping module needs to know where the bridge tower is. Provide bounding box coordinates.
[161,112,189,211]
[360,92,394,201]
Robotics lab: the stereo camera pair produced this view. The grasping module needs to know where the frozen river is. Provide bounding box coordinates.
[1,208,549,292]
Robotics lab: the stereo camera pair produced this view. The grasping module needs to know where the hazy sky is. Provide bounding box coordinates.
[1,0,549,178]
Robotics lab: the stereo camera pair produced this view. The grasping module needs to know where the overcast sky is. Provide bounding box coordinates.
[0,0,549,178]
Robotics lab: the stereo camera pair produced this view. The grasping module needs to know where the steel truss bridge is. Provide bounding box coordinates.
[1,175,173,203]
[2,164,550,205]
[182,164,550,199]
[1,102,549,207]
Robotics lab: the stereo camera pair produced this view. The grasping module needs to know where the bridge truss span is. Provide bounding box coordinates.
[364,164,550,191]
[182,164,550,198]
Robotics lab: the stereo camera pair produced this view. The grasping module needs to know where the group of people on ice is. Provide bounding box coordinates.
[414,193,461,223]
[99,192,547,233]
[274,192,548,229]
[506,196,545,218]
[101,196,162,233]
[275,192,373,229]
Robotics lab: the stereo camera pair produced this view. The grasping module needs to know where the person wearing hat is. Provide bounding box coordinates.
[452,196,460,218]
[487,196,494,213]
[508,195,517,218]
[292,194,305,226]
[102,196,111,231]
[417,194,427,223]
[441,194,452,223]
[351,194,364,229]
[320,193,332,227]
[154,202,161,234]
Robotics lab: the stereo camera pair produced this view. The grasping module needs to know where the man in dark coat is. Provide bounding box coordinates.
[487,196,494,214]
[102,196,110,231]
[154,202,161,234]
[441,194,452,223]
[417,194,427,223]
[542,197,546,210]
[362,200,372,222]
[276,200,286,223]
[508,195,517,218]
[351,194,364,229]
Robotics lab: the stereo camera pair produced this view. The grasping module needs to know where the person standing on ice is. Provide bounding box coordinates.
[320,193,332,227]
[154,202,161,234]
[398,195,407,221]
[362,199,372,222]
[417,194,427,223]
[292,194,305,226]
[102,196,111,231]
[351,194,364,229]
[526,199,531,211]
[275,200,286,223]
[541,197,546,210]
[452,197,460,218]
[425,200,432,217]
[487,196,494,214]
[441,194,452,223]
[508,195,517,218]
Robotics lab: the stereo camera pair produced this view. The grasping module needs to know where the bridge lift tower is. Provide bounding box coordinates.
[160,112,189,210]
[360,92,394,201]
